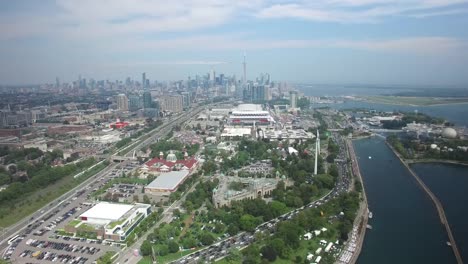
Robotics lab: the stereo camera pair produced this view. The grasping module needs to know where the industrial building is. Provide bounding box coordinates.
[144,170,191,194]
[65,202,151,241]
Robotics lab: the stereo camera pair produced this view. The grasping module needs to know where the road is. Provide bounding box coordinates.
[115,179,202,264]
[1,103,216,262]
[170,132,353,264]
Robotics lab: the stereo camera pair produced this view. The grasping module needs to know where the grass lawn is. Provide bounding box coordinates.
[138,257,153,264]
[0,162,107,228]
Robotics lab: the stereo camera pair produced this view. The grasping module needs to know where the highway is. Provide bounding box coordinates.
[0,103,214,262]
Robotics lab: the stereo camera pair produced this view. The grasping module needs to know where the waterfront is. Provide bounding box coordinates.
[353,137,456,264]
[412,163,468,262]
[312,100,468,127]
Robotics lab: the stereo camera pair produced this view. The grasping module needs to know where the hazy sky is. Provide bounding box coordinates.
[1,0,468,86]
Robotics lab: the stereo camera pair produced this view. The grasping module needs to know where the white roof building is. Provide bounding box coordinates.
[80,203,134,225]
[145,170,190,194]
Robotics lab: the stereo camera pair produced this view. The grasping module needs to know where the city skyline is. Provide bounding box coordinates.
[1,0,468,86]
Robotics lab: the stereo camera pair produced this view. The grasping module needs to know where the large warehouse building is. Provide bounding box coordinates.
[144,170,190,195]
[65,202,151,241]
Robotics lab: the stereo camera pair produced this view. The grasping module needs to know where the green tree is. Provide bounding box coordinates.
[200,233,215,246]
[261,245,278,262]
[140,240,152,256]
[155,244,169,256]
[239,214,259,232]
[168,241,179,253]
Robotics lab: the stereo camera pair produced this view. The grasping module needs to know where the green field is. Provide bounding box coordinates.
[360,95,468,106]
[0,161,107,228]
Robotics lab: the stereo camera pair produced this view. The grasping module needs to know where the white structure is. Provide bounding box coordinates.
[116,94,129,111]
[75,202,151,241]
[315,247,322,255]
[325,242,334,253]
[304,232,313,240]
[314,130,320,175]
[80,203,134,225]
[145,170,190,194]
[221,127,253,139]
[289,91,298,109]
[228,104,275,126]
[441,127,457,139]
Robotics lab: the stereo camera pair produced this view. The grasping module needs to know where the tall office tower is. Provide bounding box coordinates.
[243,53,247,88]
[116,94,129,111]
[290,91,298,109]
[128,95,142,111]
[142,91,152,109]
[55,77,60,88]
[263,85,271,101]
[142,72,146,89]
[265,73,271,85]
[181,92,191,108]
[251,84,265,102]
[210,69,215,81]
[161,95,184,113]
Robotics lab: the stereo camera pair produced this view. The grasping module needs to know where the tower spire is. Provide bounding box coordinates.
[314,130,320,175]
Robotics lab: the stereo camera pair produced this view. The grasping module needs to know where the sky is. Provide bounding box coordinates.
[1,0,468,86]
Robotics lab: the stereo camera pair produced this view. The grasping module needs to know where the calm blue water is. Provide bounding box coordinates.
[354,137,456,264]
[298,85,468,126]
[411,163,468,262]
[313,100,468,127]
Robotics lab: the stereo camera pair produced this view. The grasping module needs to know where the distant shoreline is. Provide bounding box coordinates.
[355,96,468,107]
[406,159,468,167]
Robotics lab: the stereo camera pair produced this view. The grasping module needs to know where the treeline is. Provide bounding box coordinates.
[239,192,360,263]
[149,140,199,158]
[0,158,95,206]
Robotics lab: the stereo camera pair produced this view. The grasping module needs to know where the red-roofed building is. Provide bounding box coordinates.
[141,151,198,174]
[110,122,129,129]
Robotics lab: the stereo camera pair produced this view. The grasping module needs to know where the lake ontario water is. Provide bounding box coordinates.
[353,138,456,264]
[411,163,468,262]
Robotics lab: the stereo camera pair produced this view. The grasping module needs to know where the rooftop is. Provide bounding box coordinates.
[146,170,190,190]
[80,202,133,221]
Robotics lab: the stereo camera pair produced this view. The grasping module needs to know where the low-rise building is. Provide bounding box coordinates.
[141,152,198,174]
[65,202,151,241]
[144,170,191,195]
[212,176,290,208]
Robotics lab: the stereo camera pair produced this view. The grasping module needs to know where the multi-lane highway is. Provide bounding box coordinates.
[1,103,214,262]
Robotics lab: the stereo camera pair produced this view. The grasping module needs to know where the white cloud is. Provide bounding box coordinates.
[256,0,468,23]
[101,33,466,55]
[335,37,466,54]
[1,0,467,40]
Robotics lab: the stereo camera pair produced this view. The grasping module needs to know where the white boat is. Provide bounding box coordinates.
[368,156,372,159]
[368,211,373,219]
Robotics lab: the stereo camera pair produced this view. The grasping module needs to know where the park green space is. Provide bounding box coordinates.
[0,157,107,228]
[216,192,360,264]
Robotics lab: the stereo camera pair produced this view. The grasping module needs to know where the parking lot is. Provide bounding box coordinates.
[2,163,136,263]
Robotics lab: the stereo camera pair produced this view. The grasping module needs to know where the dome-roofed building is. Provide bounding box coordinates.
[166,151,177,163]
[441,127,457,139]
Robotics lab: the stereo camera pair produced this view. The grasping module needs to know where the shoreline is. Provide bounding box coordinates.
[406,159,468,167]
[386,142,464,264]
[354,97,468,107]
[340,139,368,264]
